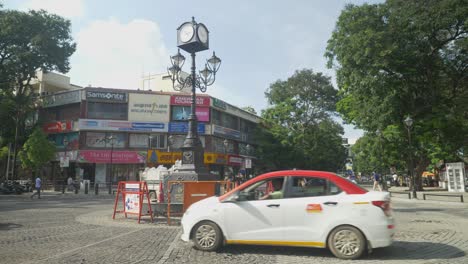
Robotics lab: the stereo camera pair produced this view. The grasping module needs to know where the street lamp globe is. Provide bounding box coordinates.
[404,116,413,128]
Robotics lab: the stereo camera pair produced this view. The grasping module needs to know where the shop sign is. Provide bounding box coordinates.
[128,94,170,122]
[79,119,168,132]
[228,155,243,166]
[204,153,227,164]
[55,150,78,161]
[168,122,205,134]
[78,150,146,164]
[212,97,227,109]
[213,125,241,140]
[170,95,210,106]
[147,150,183,164]
[42,90,81,108]
[43,121,73,133]
[86,91,127,102]
[245,158,252,169]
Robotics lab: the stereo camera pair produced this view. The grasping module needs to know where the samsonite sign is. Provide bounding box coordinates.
[86,91,127,102]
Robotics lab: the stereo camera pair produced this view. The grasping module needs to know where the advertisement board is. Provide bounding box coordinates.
[49,132,79,149]
[212,97,227,110]
[42,90,81,108]
[171,106,210,122]
[79,119,168,132]
[77,150,146,163]
[42,121,73,133]
[228,155,243,166]
[170,95,210,106]
[128,93,170,122]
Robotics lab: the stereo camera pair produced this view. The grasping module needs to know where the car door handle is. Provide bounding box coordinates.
[267,204,280,208]
[323,201,338,206]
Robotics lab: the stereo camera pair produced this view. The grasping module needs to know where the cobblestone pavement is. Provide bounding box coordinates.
[0,194,467,264]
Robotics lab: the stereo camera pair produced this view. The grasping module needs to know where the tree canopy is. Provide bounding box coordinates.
[257,69,347,172]
[326,0,467,188]
[19,128,55,174]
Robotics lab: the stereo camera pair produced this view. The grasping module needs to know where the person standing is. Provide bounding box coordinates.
[392,173,398,186]
[372,172,382,191]
[31,176,42,199]
[67,176,73,191]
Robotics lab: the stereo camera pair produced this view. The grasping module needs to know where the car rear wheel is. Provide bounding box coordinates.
[192,221,222,251]
[328,225,366,260]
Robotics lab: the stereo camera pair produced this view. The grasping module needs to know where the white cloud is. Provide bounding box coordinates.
[69,18,169,89]
[21,0,85,18]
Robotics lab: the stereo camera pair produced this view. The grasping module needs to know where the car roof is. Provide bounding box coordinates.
[219,170,367,201]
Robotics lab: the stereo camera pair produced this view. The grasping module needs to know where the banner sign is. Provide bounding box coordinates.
[213,125,241,140]
[79,119,168,132]
[43,90,81,108]
[49,132,79,149]
[147,151,230,165]
[212,97,227,110]
[170,95,210,106]
[128,93,170,122]
[55,150,78,162]
[204,153,227,164]
[42,121,73,133]
[78,150,146,164]
[168,122,206,134]
[245,158,252,169]
[86,91,127,102]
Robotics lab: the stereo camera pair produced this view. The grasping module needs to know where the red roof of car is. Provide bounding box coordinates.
[219,170,367,201]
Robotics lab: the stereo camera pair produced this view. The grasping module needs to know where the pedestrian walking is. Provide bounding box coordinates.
[372,172,382,191]
[392,173,398,186]
[30,176,42,199]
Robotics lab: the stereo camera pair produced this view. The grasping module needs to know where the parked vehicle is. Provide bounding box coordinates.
[181,170,394,260]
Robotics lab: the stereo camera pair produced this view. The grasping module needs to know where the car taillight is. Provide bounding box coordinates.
[372,200,391,216]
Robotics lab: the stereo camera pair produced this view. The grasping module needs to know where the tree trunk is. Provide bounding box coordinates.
[414,157,430,191]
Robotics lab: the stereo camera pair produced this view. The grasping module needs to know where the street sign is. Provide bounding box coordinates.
[60,157,69,168]
[245,158,252,169]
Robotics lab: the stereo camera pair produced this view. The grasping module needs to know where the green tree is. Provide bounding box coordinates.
[0,7,75,178]
[19,128,55,179]
[326,0,467,190]
[258,69,347,171]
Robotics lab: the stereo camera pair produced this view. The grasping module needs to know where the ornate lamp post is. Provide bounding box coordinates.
[103,135,116,194]
[376,129,387,190]
[404,116,417,199]
[167,17,221,178]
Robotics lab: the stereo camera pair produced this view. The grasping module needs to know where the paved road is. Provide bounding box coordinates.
[0,194,467,264]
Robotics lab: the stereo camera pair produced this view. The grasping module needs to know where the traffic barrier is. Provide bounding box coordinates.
[113,181,154,224]
[166,181,231,225]
[423,193,464,203]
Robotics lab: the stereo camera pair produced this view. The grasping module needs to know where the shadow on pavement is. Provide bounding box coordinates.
[393,208,445,213]
[370,241,465,260]
[216,240,465,261]
[0,222,23,231]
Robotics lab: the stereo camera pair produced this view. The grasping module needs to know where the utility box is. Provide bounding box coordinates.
[446,162,466,192]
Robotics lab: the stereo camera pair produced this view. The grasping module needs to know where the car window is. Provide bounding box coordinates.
[286,176,342,198]
[238,177,285,201]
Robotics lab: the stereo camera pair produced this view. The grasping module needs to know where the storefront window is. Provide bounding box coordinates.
[87,102,128,120]
[169,135,205,150]
[85,132,126,148]
[149,134,167,149]
[212,137,234,154]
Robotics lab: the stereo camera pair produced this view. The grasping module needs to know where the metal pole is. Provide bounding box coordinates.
[407,127,417,199]
[108,141,114,194]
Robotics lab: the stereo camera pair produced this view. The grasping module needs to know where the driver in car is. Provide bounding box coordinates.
[260,178,283,200]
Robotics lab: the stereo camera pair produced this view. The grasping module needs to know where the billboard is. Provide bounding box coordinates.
[168,122,206,134]
[42,90,81,108]
[171,106,210,122]
[77,150,146,164]
[128,93,170,122]
[42,121,73,133]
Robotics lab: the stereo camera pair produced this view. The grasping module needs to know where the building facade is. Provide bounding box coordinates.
[39,86,260,185]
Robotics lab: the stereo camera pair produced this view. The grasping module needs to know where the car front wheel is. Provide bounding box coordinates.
[192,221,222,251]
[328,225,366,260]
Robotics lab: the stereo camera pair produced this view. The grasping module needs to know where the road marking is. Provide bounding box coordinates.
[28,229,142,264]
[157,230,182,264]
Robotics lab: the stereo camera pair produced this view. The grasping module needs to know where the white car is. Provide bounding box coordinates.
[181,170,394,259]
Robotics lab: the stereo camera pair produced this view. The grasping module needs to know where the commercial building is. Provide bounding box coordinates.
[39,80,260,185]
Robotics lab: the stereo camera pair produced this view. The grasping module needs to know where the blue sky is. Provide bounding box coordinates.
[3,0,382,143]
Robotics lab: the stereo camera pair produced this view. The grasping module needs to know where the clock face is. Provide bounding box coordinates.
[180,24,194,43]
[197,25,208,44]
